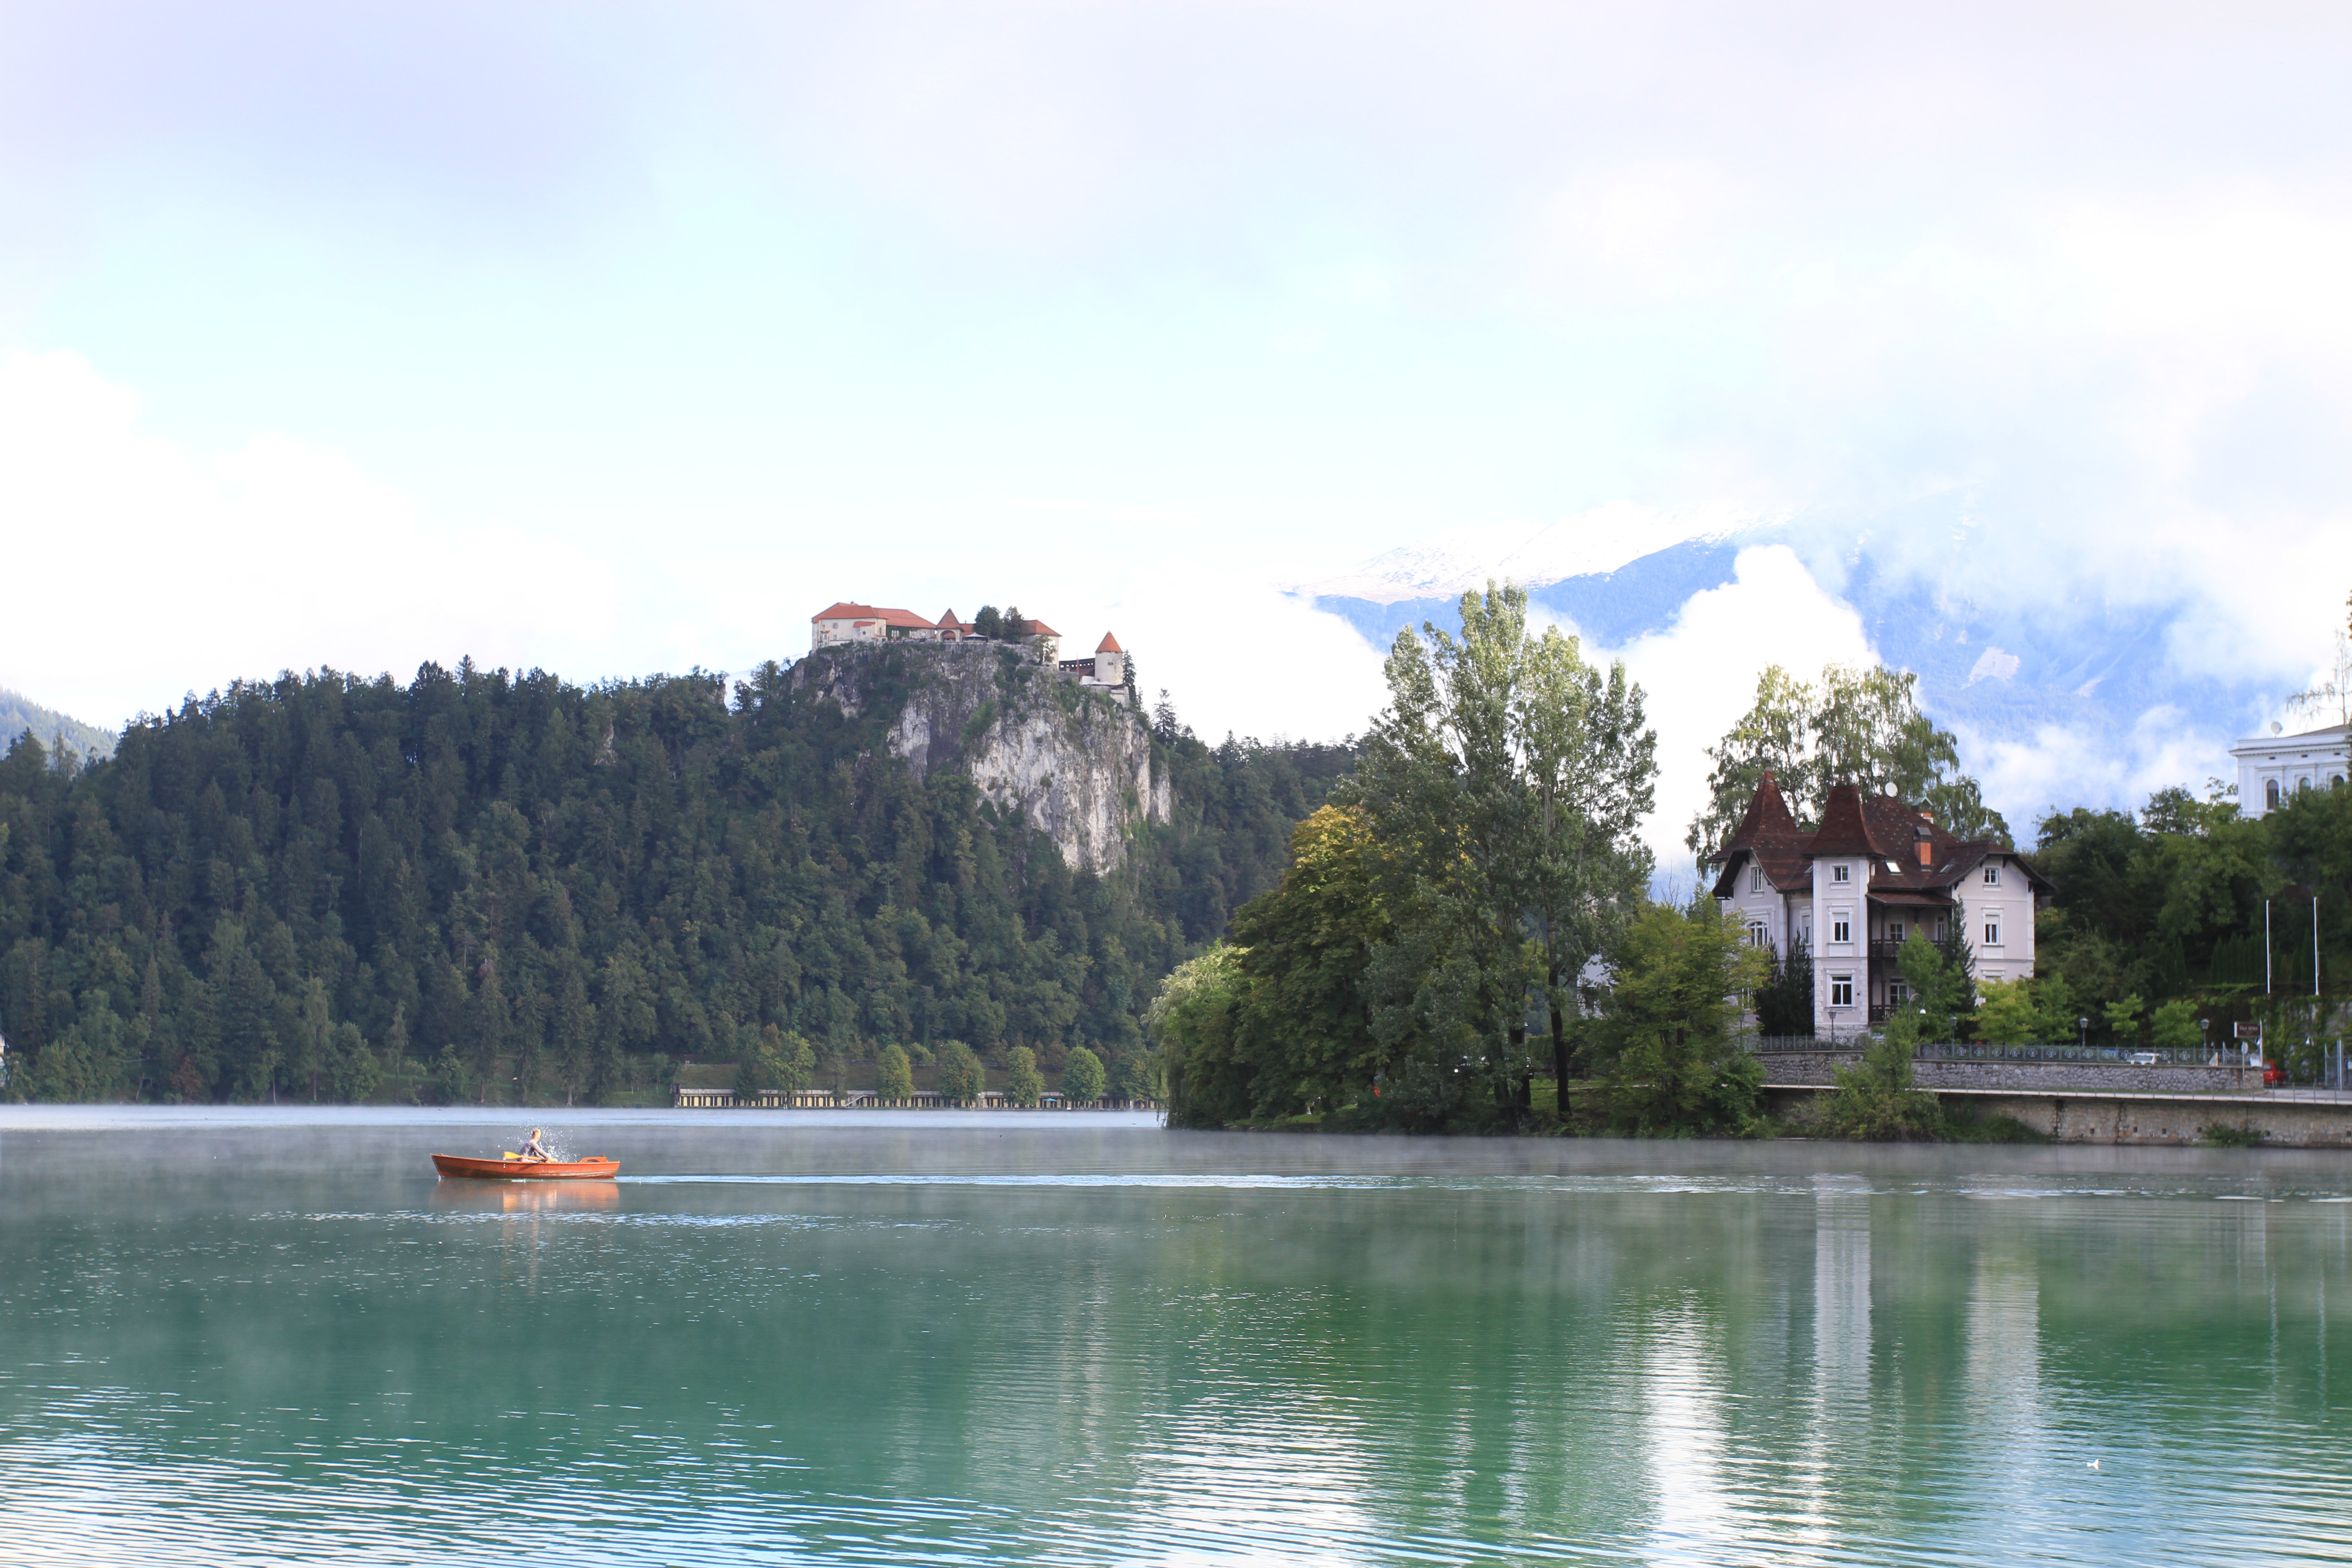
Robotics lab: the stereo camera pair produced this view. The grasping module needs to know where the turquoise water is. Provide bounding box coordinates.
[5,1108,2352,1565]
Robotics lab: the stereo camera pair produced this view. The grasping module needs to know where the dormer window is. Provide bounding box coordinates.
[1749,867,1764,893]
[1832,864,1850,883]
[1983,864,2000,887]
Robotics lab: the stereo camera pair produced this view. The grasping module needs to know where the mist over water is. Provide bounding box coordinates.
[5,1110,2351,1565]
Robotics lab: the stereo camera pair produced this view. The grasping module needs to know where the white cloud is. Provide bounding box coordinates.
[0,351,622,726]
[1562,545,1877,869]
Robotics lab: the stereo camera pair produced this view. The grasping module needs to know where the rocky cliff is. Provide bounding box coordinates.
[790,642,1172,875]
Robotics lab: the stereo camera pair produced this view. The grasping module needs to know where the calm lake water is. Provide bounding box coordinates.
[5,1109,2352,1565]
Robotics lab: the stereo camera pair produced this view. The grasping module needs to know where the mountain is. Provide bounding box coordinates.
[0,649,1351,1103]
[0,686,115,762]
[1295,509,2276,823]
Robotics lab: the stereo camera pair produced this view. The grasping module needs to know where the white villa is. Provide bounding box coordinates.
[1711,774,2052,1039]
[2230,720,2350,817]
[808,602,1127,691]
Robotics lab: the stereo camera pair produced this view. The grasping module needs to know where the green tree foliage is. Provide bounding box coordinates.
[2151,999,2202,1050]
[876,1042,916,1101]
[1895,931,1973,1043]
[1347,583,1655,1126]
[937,1039,985,1103]
[1059,1044,1106,1104]
[1004,1044,1044,1106]
[1147,944,1250,1127]
[737,1023,814,1101]
[1223,806,1389,1117]
[1148,586,1654,1131]
[0,657,1350,1102]
[1594,902,1768,1134]
[1972,977,2040,1045]
[1687,662,2010,868]
[1753,935,1814,1037]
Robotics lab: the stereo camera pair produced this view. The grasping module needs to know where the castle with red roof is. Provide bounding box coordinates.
[1710,773,2051,1039]
[808,603,1129,692]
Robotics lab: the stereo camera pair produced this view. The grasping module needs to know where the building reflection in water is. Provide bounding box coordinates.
[1964,1245,2044,1485]
[1813,1174,1873,1404]
[1641,1292,1741,1558]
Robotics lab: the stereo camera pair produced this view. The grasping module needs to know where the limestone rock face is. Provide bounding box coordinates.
[790,642,1171,875]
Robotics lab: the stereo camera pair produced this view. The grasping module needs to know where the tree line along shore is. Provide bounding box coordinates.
[1,586,2345,1137]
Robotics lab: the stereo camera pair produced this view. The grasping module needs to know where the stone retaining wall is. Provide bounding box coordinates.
[1763,1084,2352,1146]
[1757,1051,2250,1094]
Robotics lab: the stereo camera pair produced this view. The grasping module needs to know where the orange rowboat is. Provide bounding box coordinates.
[431,1153,620,1180]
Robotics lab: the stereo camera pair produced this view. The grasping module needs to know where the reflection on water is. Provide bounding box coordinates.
[4,1111,2352,1565]
[428,1177,624,1213]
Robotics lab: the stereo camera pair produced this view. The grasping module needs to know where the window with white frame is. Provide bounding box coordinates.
[1888,920,1905,944]
[1749,867,1764,893]
[1832,863,1850,883]
[1888,979,1911,1004]
[1983,863,2000,886]
[2267,779,2282,808]
[1984,918,2001,946]
[1829,975,1853,1008]
[1832,916,1851,944]
[1748,920,1768,948]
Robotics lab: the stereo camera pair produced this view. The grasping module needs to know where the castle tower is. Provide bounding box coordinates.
[1093,631,1125,687]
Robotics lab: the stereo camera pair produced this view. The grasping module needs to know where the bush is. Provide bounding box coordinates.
[1823,1013,1945,1140]
[2202,1122,2266,1148]
[2151,999,2202,1051]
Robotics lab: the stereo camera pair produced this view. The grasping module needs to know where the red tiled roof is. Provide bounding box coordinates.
[811,602,936,629]
[937,608,967,629]
[1096,631,1122,653]
[1014,617,1059,637]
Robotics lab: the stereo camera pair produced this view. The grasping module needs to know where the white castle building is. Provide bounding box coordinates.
[2230,720,2350,817]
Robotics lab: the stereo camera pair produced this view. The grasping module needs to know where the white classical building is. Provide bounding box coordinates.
[2230,720,2350,817]
[1711,774,2053,1039]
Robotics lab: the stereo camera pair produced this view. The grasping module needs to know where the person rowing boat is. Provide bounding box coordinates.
[517,1128,551,1162]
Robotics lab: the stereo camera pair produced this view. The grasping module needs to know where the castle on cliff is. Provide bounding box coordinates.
[809,602,1129,694]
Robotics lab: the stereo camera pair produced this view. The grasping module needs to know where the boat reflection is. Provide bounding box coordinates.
[430,1178,622,1214]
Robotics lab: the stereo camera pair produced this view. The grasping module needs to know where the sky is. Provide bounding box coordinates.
[3,1,2349,864]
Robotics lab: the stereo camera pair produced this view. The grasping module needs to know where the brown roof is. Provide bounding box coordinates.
[1014,617,1059,637]
[1096,631,1123,653]
[937,608,967,630]
[1710,775,2048,901]
[812,602,937,629]
[1722,769,1798,855]
[1808,784,1885,858]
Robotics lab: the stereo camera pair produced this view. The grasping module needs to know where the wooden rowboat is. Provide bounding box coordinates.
[431,1153,620,1181]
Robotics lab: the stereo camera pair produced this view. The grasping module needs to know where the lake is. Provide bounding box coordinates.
[4,1107,2351,1565]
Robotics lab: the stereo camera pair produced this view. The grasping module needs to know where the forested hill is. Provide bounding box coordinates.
[0,650,1352,1102]
[0,686,115,762]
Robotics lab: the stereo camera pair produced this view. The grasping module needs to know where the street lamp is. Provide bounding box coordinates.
[2078,1015,2089,1050]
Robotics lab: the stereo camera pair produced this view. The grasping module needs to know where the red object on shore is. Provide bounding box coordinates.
[2264,1063,2285,1086]
[431,1153,620,1180]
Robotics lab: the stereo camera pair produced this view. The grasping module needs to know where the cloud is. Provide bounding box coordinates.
[0,351,622,726]
[1554,545,1876,868]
